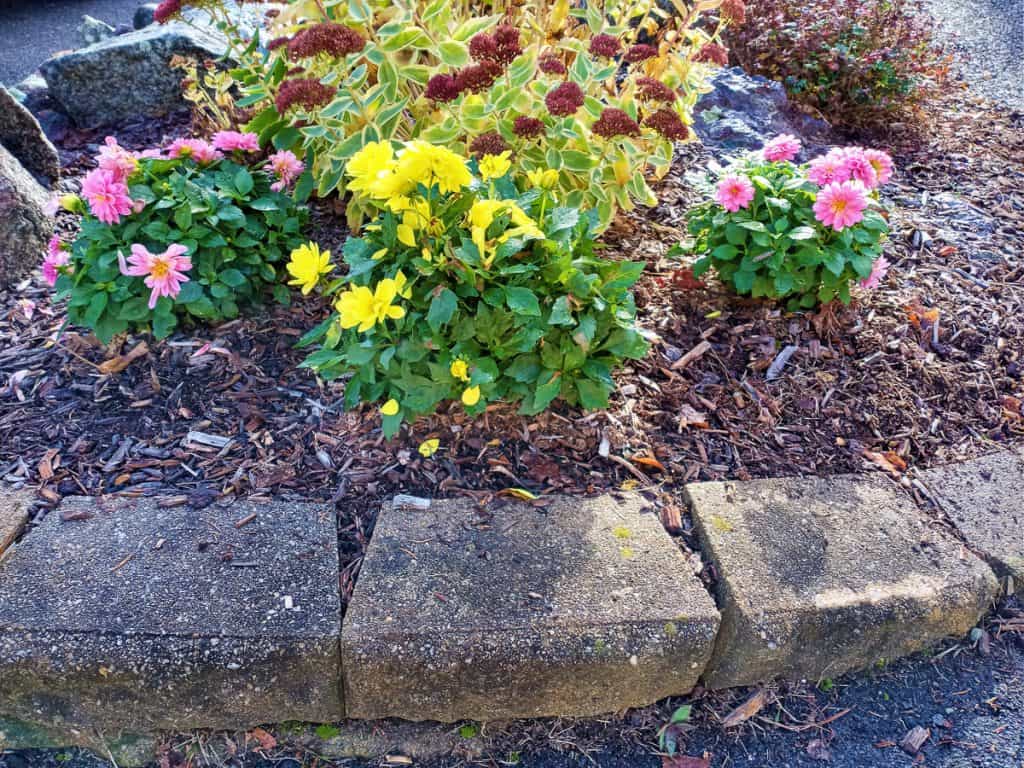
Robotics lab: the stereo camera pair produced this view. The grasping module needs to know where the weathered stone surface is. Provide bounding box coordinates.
[0,143,50,288]
[0,489,33,559]
[39,23,229,128]
[920,449,1024,585]
[133,3,158,29]
[78,15,117,47]
[0,496,342,734]
[0,85,61,187]
[694,67,831,156]
[687,475,998,690]
[344,494,720,722]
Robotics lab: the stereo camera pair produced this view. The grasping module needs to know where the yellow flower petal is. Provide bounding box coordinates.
[380,398,399,416]
[461,385,481,406]
[450,359,469,382]
[418,438,440,457]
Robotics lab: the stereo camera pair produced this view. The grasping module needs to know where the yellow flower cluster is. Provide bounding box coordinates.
[334,271,411,332]
[347,140,472,201]
[467,199,544,268]
[286,242,334,294]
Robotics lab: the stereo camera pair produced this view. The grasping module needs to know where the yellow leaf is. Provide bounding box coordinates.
[418,438,440,457]
[498,487,539,501]
[620,479,639,491]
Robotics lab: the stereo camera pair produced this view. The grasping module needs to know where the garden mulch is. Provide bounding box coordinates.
[0,92,1022,615]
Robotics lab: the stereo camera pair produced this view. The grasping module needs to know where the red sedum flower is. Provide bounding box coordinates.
[545,82,584,117]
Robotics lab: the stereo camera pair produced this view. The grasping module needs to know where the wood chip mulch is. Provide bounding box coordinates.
[0,92,1020,609]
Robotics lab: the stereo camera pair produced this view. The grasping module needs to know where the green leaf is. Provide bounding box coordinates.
[505,286,540,316]
[427,288,458,331]
[576,378,609,410]
[220,268,247,288]
[549,295,573,325]
[118,296,150,321]
[152,309,177,339]
[84,291,108,327]
[235,168,254,196]
[438,41,470,67]
[788,226,817,241]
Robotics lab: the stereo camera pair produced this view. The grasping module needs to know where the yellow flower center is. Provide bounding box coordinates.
[150,260,170,278]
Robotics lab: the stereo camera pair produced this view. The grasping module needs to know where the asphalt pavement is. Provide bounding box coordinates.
[0,0,142,86]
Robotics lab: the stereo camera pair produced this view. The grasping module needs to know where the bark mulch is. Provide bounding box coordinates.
[0,93,1021,612]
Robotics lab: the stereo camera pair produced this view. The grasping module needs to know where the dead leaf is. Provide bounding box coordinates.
[249,727,277,751]
[678,404,709,431]
[721,688,769,728]
[37,449,60,481]
[632,455,666,472]
[863,449,906,476]
[497,487,539,501]
[97,341,149,375]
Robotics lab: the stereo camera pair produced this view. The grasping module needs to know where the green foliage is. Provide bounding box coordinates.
[727,0,952,127]
[297,146,648,436]
[681,151,890,310]
[228,0,734,230]
[657,704,692,755]
[57,153,307,343]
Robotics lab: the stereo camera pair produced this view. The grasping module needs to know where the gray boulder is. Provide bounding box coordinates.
[694,67,831,158]
[39,22,229,129]
[133,3,158,29]
[78,15,116,47]
[0,86,61,187]
[0,145,50,289]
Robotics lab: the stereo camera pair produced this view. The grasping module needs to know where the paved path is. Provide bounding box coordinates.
[0,0,141,86]
[923,0,1024,110]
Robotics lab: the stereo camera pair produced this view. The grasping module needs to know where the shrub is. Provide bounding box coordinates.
[44,134,308,342]
[296,141,650,436]
[726,0,951,127]
[223,0,738,230]
[680,136,893,309]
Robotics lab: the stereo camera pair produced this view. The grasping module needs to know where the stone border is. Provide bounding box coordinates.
[1,448,1019,764]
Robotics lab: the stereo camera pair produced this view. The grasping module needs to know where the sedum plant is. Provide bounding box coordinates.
[296,141,650,436]
[44,133,308,342]
[679,135,893,309]
[224,0,740,229]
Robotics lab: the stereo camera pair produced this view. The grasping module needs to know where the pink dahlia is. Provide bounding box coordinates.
[81,168,134,225]
[212,130,260,153]
[813,181,869,231]
[863,149,894,186]
[42,236,70,286]
[715,174,755,212]
[763,134,801,162]
[806,151,850,186]
[97,136,137,181]
[118,243,193,309]
[167,138,222,164]
[837,147,878,189]
[268,149,304,191]
[859,255,890,289]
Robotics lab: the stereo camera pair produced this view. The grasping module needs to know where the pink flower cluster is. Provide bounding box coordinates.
[81,136,140,225]
[167,138,222,164]
[212,131,260,153]
[119,243,193,308]
[763,134,801,162]
[807,146,893,189]
[715,174,755,212]
[268,150,304,192]
[812,180,869,231]
[42,235,70,286]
